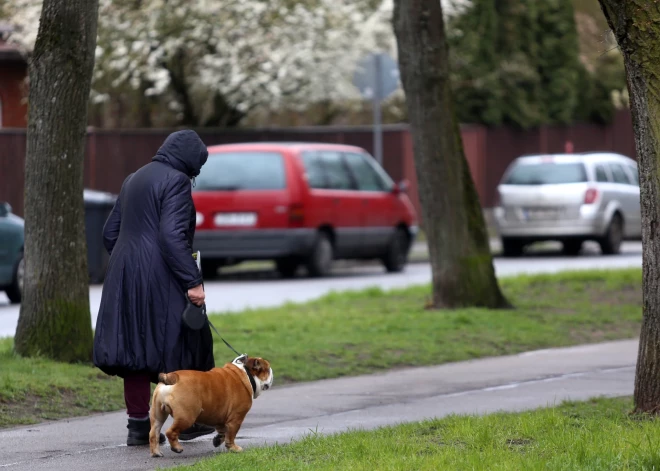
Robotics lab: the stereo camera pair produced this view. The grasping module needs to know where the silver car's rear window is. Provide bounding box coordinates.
[503,162,587,185]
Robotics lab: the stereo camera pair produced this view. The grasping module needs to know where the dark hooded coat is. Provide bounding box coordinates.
[93,130,214,382]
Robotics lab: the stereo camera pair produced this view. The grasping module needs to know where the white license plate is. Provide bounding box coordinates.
[524,208,560,220]
[214,212,257,227]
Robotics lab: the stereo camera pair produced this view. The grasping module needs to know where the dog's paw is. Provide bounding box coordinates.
[151,451,163,458]
[227,444,243,453]
[213,433,225,448]
[170,446,184,454]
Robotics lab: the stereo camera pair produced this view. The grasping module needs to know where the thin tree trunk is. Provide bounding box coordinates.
[598,0,660,413]
[137,80,153,128]
[392,0,509,309]
[14,0,99,362]
[167,49,198,126]
[202,92,245,128]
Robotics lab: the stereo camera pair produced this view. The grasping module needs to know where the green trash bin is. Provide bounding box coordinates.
[84,189,117,284]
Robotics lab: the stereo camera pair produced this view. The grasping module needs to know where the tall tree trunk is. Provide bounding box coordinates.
[14,0,99,362]
[392,0,510,309]
[598,0,660,413]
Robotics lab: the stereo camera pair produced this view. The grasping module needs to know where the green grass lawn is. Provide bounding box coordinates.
[215,268,641,383]
[172,397,657,471]
[0,268,642,428]
[0,336,124,427]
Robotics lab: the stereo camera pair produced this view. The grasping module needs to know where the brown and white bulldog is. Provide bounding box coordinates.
[149,355,273,457]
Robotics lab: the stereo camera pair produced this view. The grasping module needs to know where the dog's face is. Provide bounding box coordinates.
[244,356,273,398]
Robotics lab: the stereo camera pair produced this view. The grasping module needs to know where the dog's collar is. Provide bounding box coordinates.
[232,355,257,399]
[242,364,257,399]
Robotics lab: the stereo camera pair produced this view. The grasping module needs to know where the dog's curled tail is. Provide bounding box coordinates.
[158,372,179,385]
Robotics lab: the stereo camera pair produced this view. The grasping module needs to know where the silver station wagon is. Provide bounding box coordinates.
[494,153,641,257]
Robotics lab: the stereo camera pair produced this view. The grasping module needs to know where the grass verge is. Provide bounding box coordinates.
[172,397,657,471]
[0,336,124,428]
[211,268,641,383]
[0,268,642,428]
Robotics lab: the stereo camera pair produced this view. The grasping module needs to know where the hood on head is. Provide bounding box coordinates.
[152,130,208,177]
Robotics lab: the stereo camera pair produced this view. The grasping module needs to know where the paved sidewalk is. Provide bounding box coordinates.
[0,340,637,471]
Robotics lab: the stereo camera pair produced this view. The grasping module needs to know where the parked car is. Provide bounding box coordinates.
[0,202,24,304]
[494,152,641,257]
[0,190,117,305]
[191,142,418,278]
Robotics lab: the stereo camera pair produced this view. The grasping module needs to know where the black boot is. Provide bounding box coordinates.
[127,417,166,446]
[179,423,215,441]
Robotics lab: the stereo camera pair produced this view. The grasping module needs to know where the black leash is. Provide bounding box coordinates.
[207,318,256,395]
[197,266,247,366]
[206,318,242,357]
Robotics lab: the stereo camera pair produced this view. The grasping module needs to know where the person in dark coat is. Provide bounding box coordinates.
[93,130,216,446]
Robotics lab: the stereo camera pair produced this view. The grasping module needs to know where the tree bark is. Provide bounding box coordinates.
[14,0,99,362]
[392,0,510,309]
[598,0,660,413]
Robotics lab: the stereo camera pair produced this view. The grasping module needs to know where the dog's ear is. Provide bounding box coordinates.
[247,357,266,372]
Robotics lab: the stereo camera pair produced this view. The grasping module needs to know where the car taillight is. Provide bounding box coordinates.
[584,188,598,205]
[289,203,305,225]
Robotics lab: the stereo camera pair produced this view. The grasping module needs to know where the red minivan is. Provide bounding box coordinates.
[192,142,418,278]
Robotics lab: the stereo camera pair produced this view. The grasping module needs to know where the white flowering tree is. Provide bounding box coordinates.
[2,0,380,126]
[2,0,476,127]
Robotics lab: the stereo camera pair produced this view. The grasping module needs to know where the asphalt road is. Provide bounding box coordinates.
[0,340,637,471]
[0,242,642,338]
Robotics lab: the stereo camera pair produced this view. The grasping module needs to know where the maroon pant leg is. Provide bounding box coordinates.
[123,373,151,419]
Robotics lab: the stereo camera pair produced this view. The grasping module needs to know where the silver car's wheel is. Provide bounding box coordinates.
[600,213,623,255]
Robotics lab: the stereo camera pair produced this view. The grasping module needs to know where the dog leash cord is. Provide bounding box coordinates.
[207,320,242,357]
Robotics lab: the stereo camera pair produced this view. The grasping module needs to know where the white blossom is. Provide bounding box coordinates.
[4,0,480,122]
[2,0,471,122]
